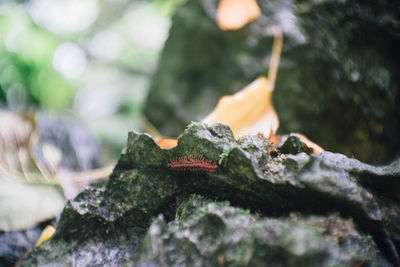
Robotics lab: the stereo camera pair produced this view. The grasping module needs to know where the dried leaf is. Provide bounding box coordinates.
[157,138,178,149]
[268,131,281,153]
[268,131,282,147]
[216,0,261,31]
[142,116,163,140]
[149,26,324,155]
[269,132,324,155]
[202,27,282,139]
[296,133,324,155]
[202,76,279,139]
[0,171,65,231]
[35,225,56,247]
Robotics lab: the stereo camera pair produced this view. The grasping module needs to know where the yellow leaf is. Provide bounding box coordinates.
[216,0,261,31]
[35,225,56,247]
[157,138,178,149]
[296,133,324,154]
[202,76,278,138]
[202,27,283,139]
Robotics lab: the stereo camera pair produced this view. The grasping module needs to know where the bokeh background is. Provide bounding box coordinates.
[0,1,183,265]
[0,0,183,158]
[1,0,399,165]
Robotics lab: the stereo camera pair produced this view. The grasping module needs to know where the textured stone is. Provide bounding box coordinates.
[130,195,390,266]
[21,123,400,266]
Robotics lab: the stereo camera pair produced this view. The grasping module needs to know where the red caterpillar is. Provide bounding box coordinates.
[168,156,218,172]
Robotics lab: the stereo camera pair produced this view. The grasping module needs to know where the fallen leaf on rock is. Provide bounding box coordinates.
[148,26,324,155]
[141,116,163,141]
[202,27,282,139]
[296,133,324,154]
[268,131,282,147]
[268,132,324,154]
[202,76,278,139]
[200,27,324,154]
[142,116,178,149]
[268,131,281,153]
[157,138,178,149]
[216,0,261,31]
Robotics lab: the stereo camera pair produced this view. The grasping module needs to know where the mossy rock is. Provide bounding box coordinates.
[21,123,400,266]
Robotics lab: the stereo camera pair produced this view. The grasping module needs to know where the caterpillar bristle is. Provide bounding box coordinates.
[168,155,217,172]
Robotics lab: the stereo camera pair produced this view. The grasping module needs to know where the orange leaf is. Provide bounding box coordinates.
[202,76,278,139]
[296,133,324,154]
[202,27,282,139]
[216,0,261,31]
[269,132,324,155]
[268,131,281,146]
[157,138,178,149]
[142,116,178,149]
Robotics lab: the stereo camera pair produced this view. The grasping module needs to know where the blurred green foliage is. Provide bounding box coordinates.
[0,4,74,111]
[0,0,186,158]
[0,0,187,113]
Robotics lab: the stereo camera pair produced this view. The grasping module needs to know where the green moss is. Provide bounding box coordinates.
[219,145,240,166]
[132,197,388,266]
[22,122,398,266]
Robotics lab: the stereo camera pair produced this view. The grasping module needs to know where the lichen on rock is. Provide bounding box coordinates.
[129,195,389,266]
[21,123,400,266]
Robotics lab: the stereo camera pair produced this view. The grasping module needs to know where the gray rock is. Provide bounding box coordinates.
[130,195,390,266]
[21,123,400,266]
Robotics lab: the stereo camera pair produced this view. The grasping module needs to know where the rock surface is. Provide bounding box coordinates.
[130,196,389,266]
[21,123,400,266]
[144,0,400,164]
